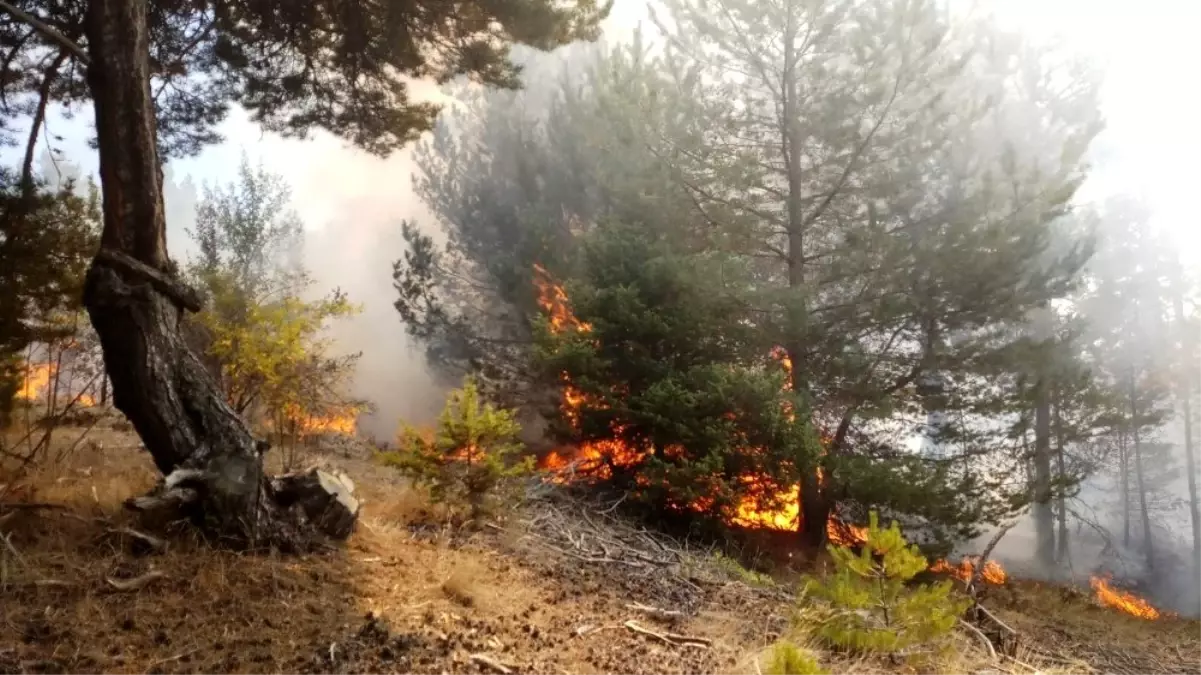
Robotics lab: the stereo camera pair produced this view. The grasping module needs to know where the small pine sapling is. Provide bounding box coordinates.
[805,511,970,655]
[382,377,533,519]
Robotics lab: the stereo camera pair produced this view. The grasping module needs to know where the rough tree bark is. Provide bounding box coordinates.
[76,0,357,550]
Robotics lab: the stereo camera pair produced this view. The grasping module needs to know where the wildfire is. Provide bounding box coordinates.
[16,362,98,408]
[929,556,1009,585]
[531,264,1019,576]
[1089,575,1161,620]
[532,263,861,540]
[280,403,359,436]
[17,363,55,401]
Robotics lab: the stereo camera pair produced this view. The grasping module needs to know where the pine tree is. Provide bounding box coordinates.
[805,511,970,655]
[644,0,1102,545]
[0,171,100,426]
[382,377,533,520]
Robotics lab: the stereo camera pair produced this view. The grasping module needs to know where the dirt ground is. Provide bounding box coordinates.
[2,424,1199,675]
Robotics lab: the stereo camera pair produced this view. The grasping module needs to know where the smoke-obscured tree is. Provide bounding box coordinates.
[644,0,1102,546]
[0,170,100,426]
[0,0,608,548]
[1077,197,1177,570]
[1164,249,1200,596]
[393,32,681,407]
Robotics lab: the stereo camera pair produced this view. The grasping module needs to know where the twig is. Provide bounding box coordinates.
[469,653,515,674]
[0,0,89,65]
[107,526,167,553]
[626,602,685,622]
[959,617,997,661]
[105,570,166,591]
[1,532,27,567]
[623,620,711,647]
[147,647,202,669]
[0,502,67,512]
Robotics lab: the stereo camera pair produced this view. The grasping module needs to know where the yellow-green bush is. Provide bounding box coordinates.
[763,641,826,675]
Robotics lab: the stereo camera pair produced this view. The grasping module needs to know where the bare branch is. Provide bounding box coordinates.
[0,1,89,66]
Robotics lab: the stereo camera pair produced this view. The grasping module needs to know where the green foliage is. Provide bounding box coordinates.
[533,220,821,519]
[763,642,827,675]
[0,1,608,159]
[184,159,364,443]
[0,171,100,425]
[381,378,534,519]
[805,512,970,655]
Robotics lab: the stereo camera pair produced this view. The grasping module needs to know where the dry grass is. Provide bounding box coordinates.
[3,423,1199,675]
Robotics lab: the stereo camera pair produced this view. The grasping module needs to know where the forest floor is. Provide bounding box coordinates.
[2,421,1199,675]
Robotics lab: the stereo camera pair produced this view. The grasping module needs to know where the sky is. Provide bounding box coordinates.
[9,0,1201,434]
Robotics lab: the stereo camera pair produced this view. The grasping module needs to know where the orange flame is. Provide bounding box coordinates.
[280,403,359,436]
[18,363,56,401]
[1089,575,1160,620]
[532,264,856,539]
[929,556,1008,585]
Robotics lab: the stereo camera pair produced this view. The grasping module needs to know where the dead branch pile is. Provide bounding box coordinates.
[503,487,792,614]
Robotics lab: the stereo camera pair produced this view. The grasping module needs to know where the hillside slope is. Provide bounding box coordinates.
[2,426,1198,675]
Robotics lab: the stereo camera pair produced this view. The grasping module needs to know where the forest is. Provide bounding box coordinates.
[1,0,1199,673]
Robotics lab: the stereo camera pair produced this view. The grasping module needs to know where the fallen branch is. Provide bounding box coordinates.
[626,602,685,622]
[469,653,516,674]
[959,617,996,661]
[107,526,167,553]
[0,502,67,512]
[623,620,711,647]
[105,570,166,592]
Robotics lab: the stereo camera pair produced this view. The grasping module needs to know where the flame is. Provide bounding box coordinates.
[18,363,56,401]
[929,556,1008,585]
[532,264,857,539]
[280,403,359,436]
[16,362,98,408]
[1089,575,1160,620]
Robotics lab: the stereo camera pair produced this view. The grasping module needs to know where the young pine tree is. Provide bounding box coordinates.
[383,378,533,520]
[806,512,970,655]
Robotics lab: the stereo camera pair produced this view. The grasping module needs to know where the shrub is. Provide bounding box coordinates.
[381,377,532,519]
[804,511,970,655]
[763,641,826,675]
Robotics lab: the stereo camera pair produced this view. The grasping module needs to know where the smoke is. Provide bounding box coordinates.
[155,101,452,441]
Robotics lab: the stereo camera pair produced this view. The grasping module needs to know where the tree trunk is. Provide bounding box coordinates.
[1127,371,1154,570]
[777,3,827,549]
[80,0,357,550]
[1053,398,1068,566]
[1033,377,1055,568]
[1118,429,1130,547]
[1172,288,1201,594]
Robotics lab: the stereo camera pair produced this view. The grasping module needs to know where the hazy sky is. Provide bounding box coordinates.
[6,0,1199,432]
[19,0,1198,261]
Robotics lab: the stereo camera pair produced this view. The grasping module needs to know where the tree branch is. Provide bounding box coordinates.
[0,0,89,66]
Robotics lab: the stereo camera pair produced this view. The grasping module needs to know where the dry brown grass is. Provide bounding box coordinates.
[5,424,1198,675]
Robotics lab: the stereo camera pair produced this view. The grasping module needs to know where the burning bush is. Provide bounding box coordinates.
[381,377,533,519]
[802,512,970,656]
